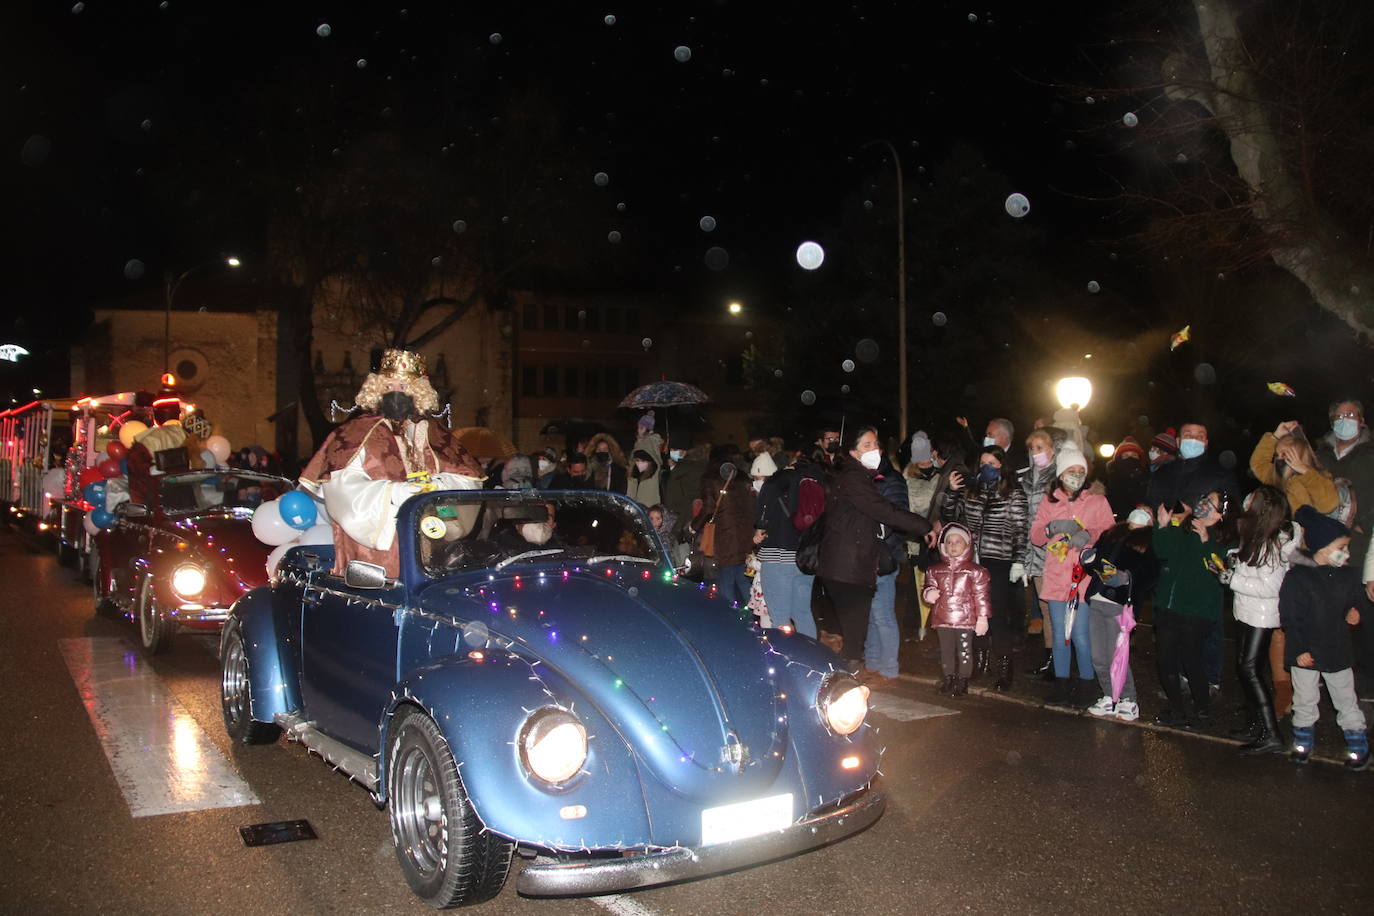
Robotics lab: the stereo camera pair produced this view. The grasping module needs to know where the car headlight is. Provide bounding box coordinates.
[519,707,588,785]
[171,563,207,600]
[818,674,870,736]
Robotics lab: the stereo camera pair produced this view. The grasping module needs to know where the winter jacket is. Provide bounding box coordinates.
[1151,523,1230,621]
[817,454,931,588]
[926,524,993,629]
[626,448,662,507]
[1029,487,1115,601]
[1083,523,1158,606]
[905,467,941,519]
[875,464,912,571]
[940,479,1028,564]
[1317,426,1374,556]
[661,457,706,538]
[1279,557,1364,671]
[585,433,629,493]
[1105,456,1149,520]
[1248,435,1338,515]
[692,466,756,567]
[1229,523,1302,629]
[1020,464,1056,578]
[753,462,823,554]
[1145,452,1238,513]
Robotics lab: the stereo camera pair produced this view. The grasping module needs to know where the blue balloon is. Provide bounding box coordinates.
[83,480,107,506]
[278,489,317,531]
[90,507,116,529]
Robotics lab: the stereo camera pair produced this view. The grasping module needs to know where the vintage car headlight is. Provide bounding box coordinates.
[518,707,588,785]
[818,674,870,736]
[171,563,208,599]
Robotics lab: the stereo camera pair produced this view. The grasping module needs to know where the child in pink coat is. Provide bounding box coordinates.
[1029,446,1116,706]
[923,523,992,696]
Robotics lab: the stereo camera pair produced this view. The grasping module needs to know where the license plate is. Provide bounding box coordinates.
[700,793,793,846]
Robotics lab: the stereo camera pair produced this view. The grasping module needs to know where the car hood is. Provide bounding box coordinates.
[419,565,787,801]
[166,512,272,592]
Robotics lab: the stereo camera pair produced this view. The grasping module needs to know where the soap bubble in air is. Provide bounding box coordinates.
[1122,112,1139,128]
[855,338,880,363]
[316,23,332,37]
[641,338,652,349]
[489,33,503,45]
[1087,280,1101,294]
[1004,193,1030,218]
[593,171,610,187]
[704,246,730,271]
[452,219,467,233]
[841,359,855,373]
[699,215,717,232]
[607,230,622,244]
[123,259,145,280]
[604,14,617,26]
[800,390,816,406]
[932,311,948,327]
[674,46,692,63]
[795,241,825,270]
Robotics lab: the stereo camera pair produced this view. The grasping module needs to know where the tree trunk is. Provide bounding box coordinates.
[278,283,333,455]
[1189,0,1374,337]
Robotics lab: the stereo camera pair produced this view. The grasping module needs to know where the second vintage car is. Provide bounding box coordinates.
[92,468,291,654]
[221,488,885,908]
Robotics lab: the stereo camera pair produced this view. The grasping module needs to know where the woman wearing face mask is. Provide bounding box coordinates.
[583,433,628,493]
[817,426,932,672]
[940,445,1028,689]
[1022,428,1059,673]
[1249,422,1338,515]
[1029,446,1116,707]
[627,448,662,506]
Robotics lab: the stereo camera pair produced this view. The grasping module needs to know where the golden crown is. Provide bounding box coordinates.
[377,348,427,380]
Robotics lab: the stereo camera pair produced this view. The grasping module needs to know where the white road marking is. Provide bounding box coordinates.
[592,895,661,916]
[59,637,260,818]
[867,692,958,722]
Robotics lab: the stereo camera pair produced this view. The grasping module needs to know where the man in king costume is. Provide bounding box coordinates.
[299,349,485,576]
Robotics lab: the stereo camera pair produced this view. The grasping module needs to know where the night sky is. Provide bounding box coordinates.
[4,1,1368,447]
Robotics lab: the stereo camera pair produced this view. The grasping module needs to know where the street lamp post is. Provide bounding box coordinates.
[862,139,907,442]
[163,256,241,378]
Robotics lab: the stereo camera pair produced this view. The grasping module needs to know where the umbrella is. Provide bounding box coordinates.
[618,380,710,409]
[1062,561,1088,647]
[1110,602,1137,703]
[453,426,516,460]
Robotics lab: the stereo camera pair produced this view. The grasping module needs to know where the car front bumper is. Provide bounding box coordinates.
[515,787,885,897]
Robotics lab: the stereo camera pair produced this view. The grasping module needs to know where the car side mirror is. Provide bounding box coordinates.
[344,559,389,590]
[119,503,149,518]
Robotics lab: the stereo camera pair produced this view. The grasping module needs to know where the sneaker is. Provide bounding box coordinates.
[1087,696,1116,718]
[1114,700,1140,722]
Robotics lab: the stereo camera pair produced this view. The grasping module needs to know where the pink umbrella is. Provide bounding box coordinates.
[1062,562,1088,645]
[1110,603,1137,703]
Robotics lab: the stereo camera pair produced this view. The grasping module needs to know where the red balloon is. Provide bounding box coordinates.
[105,440,128,460]
[98,457,123,479]
[78,467,104,490]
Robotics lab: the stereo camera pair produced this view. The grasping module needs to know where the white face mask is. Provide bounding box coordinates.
[669,449,685,461]
[1334,418,1359,441]
[983,436,997,447]
[1328,548,1350,566]
[537,458,554,475]
[859,449,883,470]
[751,479,764,492]
[520,522,553,545]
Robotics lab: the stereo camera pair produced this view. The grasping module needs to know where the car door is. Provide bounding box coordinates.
[299,572,406,753]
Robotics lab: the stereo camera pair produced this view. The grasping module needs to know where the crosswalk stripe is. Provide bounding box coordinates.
[59,637,260,818]
[867,692,959,722]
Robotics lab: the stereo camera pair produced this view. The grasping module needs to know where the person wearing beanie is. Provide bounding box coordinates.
[749,452,778,484]
[1280,505,1368,769]
[1030,444,1116,706]
[903,430,942,643]
[1107,436,1149,519]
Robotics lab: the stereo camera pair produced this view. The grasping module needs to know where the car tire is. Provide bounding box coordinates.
[387,707,513,908]
[220,625,282,745]
[137,576,176,655]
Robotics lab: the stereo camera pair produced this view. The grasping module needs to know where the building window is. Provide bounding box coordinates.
[543,303,559,331]
[522,366,538,397]
[522,303,537,332]
[564,367,580,397]
[543,366,560,397]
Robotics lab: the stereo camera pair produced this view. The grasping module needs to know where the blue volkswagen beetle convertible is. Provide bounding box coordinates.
[220,489,883,908]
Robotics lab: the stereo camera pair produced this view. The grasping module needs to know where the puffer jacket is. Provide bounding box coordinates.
[1029,486,1116,601]
[941,479,1028,563]
[926,523,993,629]
[817,454,931,588]
[1020,464,1056,577]
[1230,523,1302,629]
[1279,556,1364,671]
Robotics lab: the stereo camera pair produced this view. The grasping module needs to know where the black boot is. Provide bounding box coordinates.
[1027,647,1053,679]
[992,653,1014,692]
[953,676,969,697]
[1229,712,1260,741]
[1240,704,1285,755]
[972,643,990,681]
[937,674,956,696]
[1046,677,1072,707]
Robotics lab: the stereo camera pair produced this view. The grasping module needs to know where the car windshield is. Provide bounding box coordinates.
[417,490,664,577]
[158,471,290,515]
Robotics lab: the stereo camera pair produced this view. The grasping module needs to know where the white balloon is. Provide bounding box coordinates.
[83,514,100,536]
[250,498,299,546]
[206,435,231,463]
[298,523,334,546]
[265,540,295,579]
[795,241,825,270]
[41,467,66,502]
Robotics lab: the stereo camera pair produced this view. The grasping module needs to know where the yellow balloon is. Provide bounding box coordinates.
[118,420,148,449]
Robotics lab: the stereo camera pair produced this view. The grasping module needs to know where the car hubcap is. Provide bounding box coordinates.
[140,585,155,644]
[222,635,248,728]
[395,740,446,877]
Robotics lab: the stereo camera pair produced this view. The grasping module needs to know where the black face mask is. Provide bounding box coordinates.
[593,452,610,464]
[824,441,841,455]
[379,391,416,422]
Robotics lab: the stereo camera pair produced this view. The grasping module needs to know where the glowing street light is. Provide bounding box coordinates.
[727,301,743,315]
[165,255,243,376]
[1055,376,1093,410]
[1098,443,1116,459]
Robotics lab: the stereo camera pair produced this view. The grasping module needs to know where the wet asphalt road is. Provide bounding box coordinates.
[1,525,1371,915]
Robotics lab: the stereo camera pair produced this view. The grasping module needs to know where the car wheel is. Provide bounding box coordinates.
[137,576,176,655]
[388,708,513,908]
[220,625,282,745]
